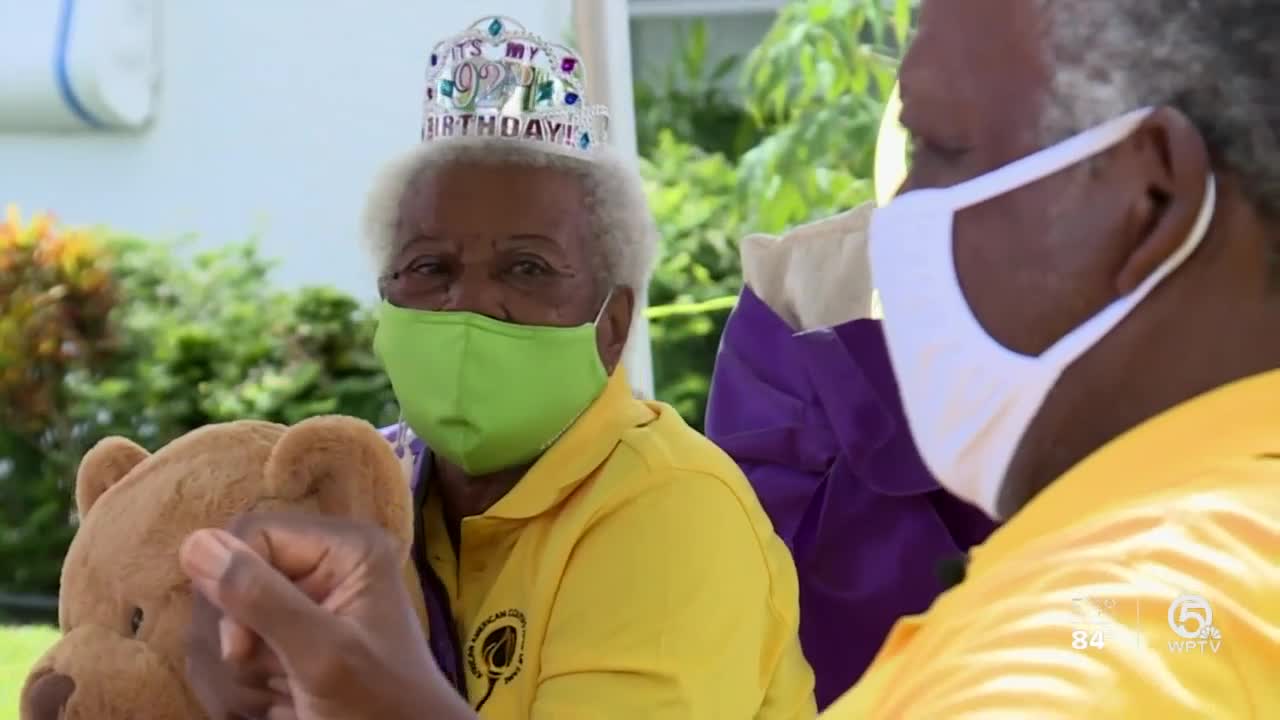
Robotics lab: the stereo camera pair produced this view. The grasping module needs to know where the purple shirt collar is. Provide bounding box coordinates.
[707,286,937,495]
[380,424,465,696]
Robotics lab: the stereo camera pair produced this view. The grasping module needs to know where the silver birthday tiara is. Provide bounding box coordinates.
[421,16,609,154]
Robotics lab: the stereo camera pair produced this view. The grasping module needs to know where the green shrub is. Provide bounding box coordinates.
[62,236,395,451]
[738,0,909,233]
[643,133,746,426]
[1,231,396,599]
[642,0,914,425]
[633,20,767,162]
[0,208,121,595]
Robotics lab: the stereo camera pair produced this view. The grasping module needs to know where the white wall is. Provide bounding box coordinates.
[630,12,775,96]
[0,2,571,299]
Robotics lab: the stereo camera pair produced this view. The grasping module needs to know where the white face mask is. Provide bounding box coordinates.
[869,108,1217,520]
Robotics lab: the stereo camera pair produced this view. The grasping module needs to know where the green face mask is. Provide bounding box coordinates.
[372,301,609,476]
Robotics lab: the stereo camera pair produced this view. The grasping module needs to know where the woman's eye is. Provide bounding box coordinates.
[130,607,144,635]
[408,260,447,275]
[509,259,551,276]
[912,137,970,162]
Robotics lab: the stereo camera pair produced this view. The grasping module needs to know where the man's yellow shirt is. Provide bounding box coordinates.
[403,368,816,718]
[823,370,1280,719]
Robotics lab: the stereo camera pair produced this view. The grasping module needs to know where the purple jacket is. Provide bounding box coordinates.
[380,426,467,698]
[705,286,996,709]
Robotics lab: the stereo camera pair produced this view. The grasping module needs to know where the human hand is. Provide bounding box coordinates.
[180,512,473,720]
[185,584,289,719]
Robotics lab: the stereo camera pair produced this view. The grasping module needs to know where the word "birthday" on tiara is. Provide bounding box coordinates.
[422,16,609,152]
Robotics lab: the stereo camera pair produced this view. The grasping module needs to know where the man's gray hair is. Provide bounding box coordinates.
[362,138,658,303]
[1037,1,1280,219]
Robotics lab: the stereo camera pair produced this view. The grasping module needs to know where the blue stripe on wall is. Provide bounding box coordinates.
[54,0,107,128]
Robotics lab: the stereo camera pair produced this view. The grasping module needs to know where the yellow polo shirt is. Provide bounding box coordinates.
[405,368,815,718]
[823,370,1280,719]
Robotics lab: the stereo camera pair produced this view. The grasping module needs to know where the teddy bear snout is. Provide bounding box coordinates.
[20,669,76,720]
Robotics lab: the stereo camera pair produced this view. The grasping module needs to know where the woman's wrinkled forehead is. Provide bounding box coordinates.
[390,160,592,256]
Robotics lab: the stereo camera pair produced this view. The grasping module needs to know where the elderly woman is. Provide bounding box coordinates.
[182,16,815,720]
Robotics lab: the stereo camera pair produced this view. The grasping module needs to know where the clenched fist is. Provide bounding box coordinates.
[180,513,473,720]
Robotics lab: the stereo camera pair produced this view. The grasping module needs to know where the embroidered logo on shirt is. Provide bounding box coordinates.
[467,607,528,710]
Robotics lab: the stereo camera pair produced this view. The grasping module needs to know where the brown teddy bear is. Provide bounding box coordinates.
[19,416,414,720]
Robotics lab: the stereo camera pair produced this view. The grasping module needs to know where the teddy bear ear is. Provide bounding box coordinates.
[76,436,151,518]
[264,416,414,550]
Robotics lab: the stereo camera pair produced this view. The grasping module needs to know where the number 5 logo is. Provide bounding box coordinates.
[1167,594,1213,639]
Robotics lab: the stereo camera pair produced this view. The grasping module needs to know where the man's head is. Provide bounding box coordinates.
[363,138,657,373]
[896,0,1280,514]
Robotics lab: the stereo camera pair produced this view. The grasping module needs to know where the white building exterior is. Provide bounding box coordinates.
[1,0,780,396]
[1,1,575,296]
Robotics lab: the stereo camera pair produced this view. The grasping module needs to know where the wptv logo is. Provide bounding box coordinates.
[1166,594,1223,654]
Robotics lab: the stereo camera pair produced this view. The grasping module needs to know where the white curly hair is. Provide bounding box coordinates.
[362,137,658,315]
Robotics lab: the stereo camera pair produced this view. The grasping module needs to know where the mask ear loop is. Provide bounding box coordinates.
[531,287,618,455]
[592,288,615,327]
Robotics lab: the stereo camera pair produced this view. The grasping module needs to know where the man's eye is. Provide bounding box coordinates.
[912,137,970,162]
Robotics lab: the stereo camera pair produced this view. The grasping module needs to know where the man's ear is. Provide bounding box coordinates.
[1115,106,1212,294]
[76,437,150,518]
[263,416,414,556]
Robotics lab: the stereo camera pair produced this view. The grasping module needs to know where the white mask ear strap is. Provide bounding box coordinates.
[593,288,615,326]
[1041,175,1217,367]
[949,108,1155,211]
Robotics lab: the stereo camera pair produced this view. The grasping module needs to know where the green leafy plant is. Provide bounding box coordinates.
[634,20,766,162]
[0,207,120,596]
[738,0,913,232]
[0,207,118,435]
[642,0,916,426]
[61,237,398,449]
[1,233,397,599]
[641,133,747,425]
